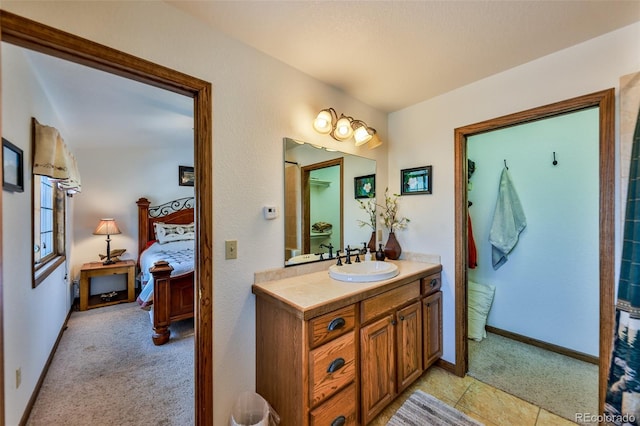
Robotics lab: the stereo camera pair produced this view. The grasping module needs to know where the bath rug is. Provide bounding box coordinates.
[387,390,483,426]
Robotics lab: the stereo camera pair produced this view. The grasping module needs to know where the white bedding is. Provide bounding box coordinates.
[136,240,194,308]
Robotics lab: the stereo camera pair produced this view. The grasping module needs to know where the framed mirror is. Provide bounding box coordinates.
[284,137,376,266]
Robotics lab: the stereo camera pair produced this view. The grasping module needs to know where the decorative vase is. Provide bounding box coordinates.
[367,231,377,255]
[384,231,402,260]
[376,243,386,261]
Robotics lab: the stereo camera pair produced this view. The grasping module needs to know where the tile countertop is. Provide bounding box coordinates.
[252,259,442,320]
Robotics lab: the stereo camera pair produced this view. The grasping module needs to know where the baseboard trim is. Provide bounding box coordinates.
[485,325,599,365]
[19,307,74,426]
[435,358,459,375]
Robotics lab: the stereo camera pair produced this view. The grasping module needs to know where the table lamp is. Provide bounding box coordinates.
[93,218,121,265]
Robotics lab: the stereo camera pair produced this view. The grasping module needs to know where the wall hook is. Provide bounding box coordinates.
[504,159,508,170]
[552,152,558,166]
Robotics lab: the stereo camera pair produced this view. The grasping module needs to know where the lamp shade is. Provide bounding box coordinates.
[93,218,121,236]
[367,133,383,149]
[313,110,334,134]
[353,123,373,146]
[334,115,354,141]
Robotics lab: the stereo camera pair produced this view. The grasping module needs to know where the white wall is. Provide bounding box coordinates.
[467,108,599,356]
[389,22,640,364]
[1,44,73,426]
[1,2,389,425]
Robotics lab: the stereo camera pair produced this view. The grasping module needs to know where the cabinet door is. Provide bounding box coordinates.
[360,314,395,425]
[423,291,443,368]
[396,301,423,393]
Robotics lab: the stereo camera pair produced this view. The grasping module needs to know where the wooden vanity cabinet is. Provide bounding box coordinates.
[254,263,443,426]
[359,281,422,424]
[422,272,443,369]
[255,299,357,426]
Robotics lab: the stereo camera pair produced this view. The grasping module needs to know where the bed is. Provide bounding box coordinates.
[136,197,195,345]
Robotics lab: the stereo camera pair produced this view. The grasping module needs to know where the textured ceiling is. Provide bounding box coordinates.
[168,0,640,112]
[7,1,640,151]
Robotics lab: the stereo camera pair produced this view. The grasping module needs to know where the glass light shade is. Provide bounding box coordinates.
[354,125,373,146]
[367,133,383,149]
[313,110,333,134]
[93,218,122,235]
[334,116,353,141]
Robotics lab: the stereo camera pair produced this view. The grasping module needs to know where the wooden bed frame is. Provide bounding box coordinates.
[137,197,195,345]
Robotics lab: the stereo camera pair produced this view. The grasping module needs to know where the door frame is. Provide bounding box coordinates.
[0,11,214,424]
[301,157,344,254]
[453,89,615,414]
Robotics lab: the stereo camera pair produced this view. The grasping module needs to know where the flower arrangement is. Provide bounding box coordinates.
[357,197,377,230]
[380,187,410,232]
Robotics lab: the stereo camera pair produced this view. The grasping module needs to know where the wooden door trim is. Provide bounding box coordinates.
[0,10,214,425]
[453,88,615,415]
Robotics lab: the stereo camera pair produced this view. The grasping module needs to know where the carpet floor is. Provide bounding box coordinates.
[468,332,598,424]
[26,302,194,426]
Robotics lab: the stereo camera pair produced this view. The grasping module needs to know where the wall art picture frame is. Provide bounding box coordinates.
[401,165,432,195]
[354,174,375,199]
[178,165,194,187]
[3,138,24,193]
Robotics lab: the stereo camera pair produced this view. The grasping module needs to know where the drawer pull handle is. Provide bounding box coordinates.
[331,415,346,426]
[430,278,437,287]
[327,317,346,331]
[327,357,345,373]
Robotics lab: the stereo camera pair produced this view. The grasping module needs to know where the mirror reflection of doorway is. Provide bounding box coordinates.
[302,158,343,255]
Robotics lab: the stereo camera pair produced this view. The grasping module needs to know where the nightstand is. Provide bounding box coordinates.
[79,259,135,311]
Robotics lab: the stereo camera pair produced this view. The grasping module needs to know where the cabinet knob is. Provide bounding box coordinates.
[331,415,346,426]
[430,278,437,287]
[327,357,345,373]
[327,317,346,331]
[391,319,397,326]
[399,315,405,321]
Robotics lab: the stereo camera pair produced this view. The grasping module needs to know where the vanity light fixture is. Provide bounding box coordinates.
[312,108,381,148]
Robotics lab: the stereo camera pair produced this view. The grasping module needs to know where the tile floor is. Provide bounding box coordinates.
[369,366,578,425]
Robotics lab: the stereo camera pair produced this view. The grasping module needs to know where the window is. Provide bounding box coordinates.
[33,175,65,287]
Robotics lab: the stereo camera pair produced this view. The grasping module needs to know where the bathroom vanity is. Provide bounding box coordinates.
[252,260,442,425]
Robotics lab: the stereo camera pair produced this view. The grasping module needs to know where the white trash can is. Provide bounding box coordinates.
[230,391,279,426]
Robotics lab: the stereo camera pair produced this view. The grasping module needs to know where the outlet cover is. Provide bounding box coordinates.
[225,240,238,260]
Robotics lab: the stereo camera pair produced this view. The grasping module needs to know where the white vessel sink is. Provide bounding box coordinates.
[329,261,399,283]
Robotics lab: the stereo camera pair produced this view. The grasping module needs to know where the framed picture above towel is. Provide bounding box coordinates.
[401,165,432,195]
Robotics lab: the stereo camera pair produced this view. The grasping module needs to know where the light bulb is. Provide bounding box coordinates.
[334,116,353,141]
[313,110,333,134]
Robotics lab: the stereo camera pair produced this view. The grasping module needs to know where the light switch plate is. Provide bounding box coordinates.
[225,240,237,259]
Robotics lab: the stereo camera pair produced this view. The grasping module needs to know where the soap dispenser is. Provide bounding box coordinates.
[364,248,372,262]
[375,243,386,261]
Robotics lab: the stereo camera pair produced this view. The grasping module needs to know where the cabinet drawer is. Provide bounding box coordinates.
[309,304,356,349]
[309,382,357,426]
[361,281,420,323]
[309,332,356,407]
[421,272,441,296]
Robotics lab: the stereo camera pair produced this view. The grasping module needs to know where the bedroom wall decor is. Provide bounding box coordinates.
[179,165,194,186]
[401,165,432,195]
[2,137,24,192]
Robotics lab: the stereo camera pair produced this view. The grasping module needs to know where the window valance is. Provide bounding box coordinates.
[32,118,81,194]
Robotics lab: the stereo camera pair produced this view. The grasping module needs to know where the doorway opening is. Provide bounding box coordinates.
[0,11,213,425]
[302,158,344,254]
[454,89,615,415]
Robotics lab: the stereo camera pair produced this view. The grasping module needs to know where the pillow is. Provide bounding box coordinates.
[467,280,496,341]
[153,222,195,244]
